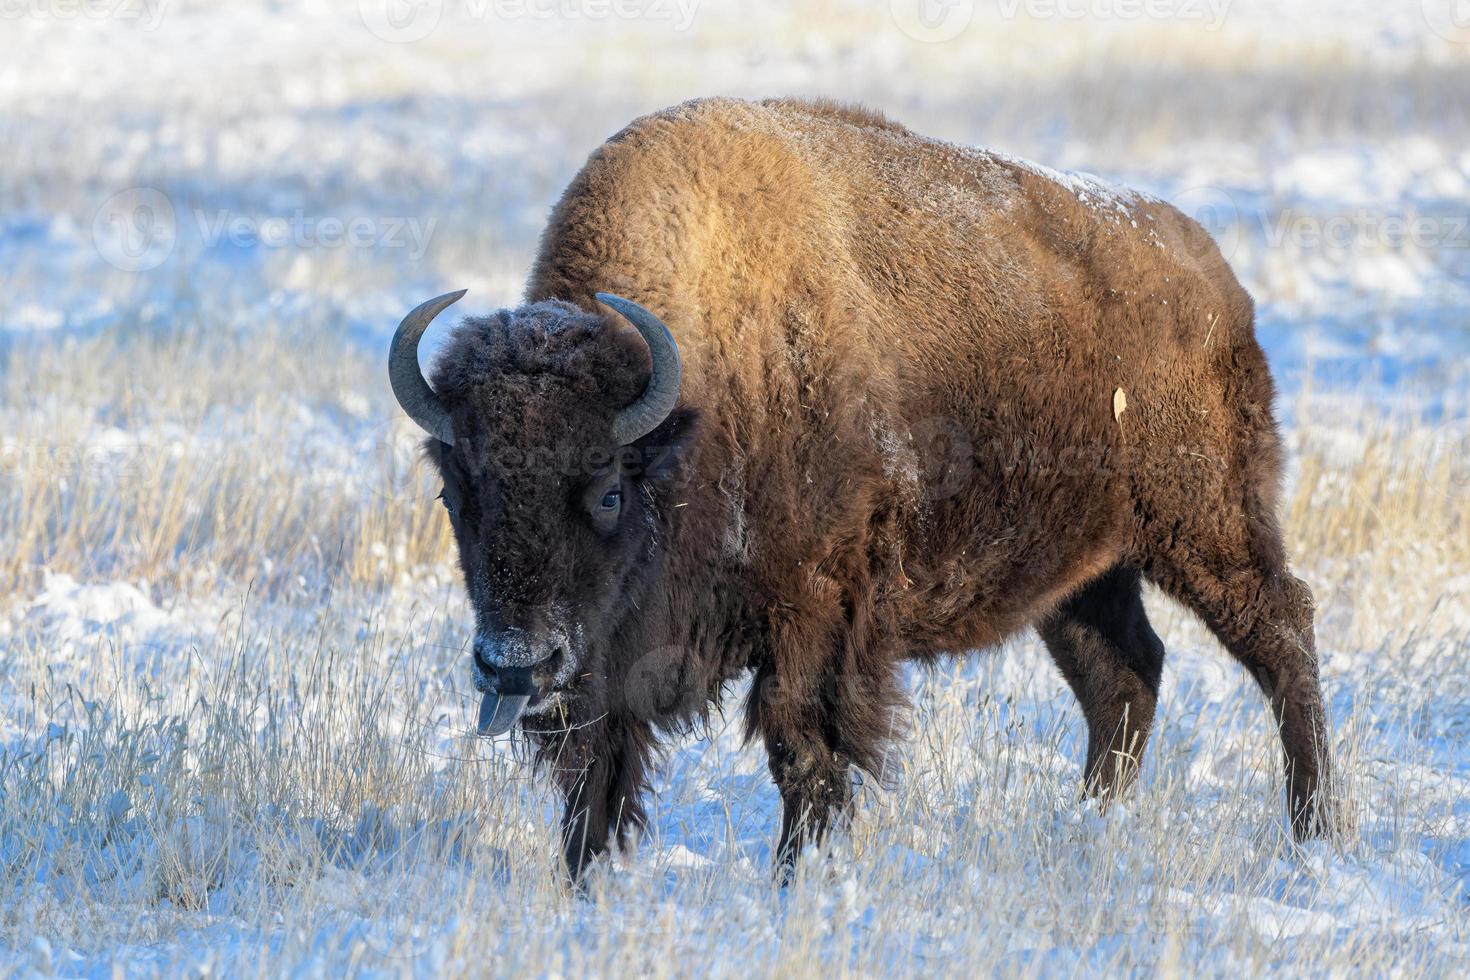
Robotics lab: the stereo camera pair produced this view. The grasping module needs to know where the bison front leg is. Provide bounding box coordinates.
[747,663,864,883]
[764,728,853,883]
[542,715,652,885]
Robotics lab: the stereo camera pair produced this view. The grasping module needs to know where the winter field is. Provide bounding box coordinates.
[2,0,1469,974]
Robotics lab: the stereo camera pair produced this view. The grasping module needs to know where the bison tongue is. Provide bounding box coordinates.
[477,692,531,737]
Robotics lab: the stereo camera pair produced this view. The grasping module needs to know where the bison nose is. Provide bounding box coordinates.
[478,662,537,697]
[472,634,563,691]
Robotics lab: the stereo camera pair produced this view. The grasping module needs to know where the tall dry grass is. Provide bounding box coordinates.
[1,320,453,598]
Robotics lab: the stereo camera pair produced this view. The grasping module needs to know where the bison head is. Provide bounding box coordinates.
[388,291,691,736]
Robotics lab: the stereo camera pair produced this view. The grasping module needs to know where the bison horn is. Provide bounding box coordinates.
[388,289,465,445]
[597,292,682,445]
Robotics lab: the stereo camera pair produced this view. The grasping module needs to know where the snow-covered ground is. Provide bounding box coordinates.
[1,1,1468,974]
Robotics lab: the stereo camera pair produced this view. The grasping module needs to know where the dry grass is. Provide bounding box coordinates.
[0,321,452,597]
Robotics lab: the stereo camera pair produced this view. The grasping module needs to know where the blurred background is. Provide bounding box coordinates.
[5,0,1469,393]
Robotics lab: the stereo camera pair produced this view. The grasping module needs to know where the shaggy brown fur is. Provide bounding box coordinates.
[423,97,1335,882]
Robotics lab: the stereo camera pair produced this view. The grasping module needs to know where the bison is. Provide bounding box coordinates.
[388,97,1335,882]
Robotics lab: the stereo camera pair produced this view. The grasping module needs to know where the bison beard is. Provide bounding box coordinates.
[389,97,1338,885]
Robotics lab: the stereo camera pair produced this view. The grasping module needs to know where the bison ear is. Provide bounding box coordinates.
[420,433,450,472]
[634,405,699,481]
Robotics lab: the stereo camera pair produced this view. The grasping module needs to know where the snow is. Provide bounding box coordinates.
[986,148,1157,220]
[2,0,1468,974]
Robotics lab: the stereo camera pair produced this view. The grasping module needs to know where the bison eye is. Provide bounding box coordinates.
[599,490,622,512]
[437,490,457,519]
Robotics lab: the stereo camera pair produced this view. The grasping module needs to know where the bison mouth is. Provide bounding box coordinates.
[474,649,570,737]
[477,688,532,737]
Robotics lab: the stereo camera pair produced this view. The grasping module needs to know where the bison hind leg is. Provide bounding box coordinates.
[1149,543,1335,840]
[1038,564,1167,801]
